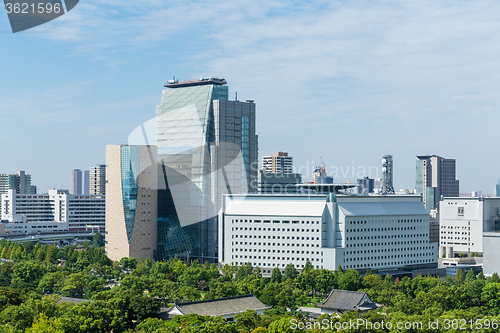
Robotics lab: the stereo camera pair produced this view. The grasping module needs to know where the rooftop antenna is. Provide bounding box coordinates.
[235,92,238,101]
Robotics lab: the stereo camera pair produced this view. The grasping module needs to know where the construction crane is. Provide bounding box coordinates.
[320,156,326,174]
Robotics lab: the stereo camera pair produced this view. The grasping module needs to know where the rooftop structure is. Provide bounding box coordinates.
[164,77,227,88]
[296,183,357,194]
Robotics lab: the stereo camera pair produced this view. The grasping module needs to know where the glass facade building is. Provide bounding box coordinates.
[154,78,257,262]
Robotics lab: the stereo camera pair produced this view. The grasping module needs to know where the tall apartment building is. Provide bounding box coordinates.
[262,152,293,174]
[71,169,82,195]
[416,155,459,211]
[439,197,500,255]
[105,145,158,261]
[259,152,301,194]
[1,189,105,232]
[71,169,90,195]
[90,165,106,195]
[219,194,437,274]
[0,171,33,194]
[154,77,257,261]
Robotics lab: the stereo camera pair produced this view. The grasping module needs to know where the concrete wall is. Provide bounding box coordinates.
[483,232,500,276]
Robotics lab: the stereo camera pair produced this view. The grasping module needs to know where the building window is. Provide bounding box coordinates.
[458,207,464,216]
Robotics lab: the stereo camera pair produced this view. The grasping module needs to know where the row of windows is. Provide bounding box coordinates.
[233,255,323,262]
[346,240,428,247]
[233,235,319,240]
[233,262,323,269]
[232,219,320,224]
[348,219,423,224]
[347,233,427,241]
[345,253,433,262]
[345,246,432,255]
[345,259,432,269]
[233,227,319,232]
[346,226,423,232]
[234,243,320,248]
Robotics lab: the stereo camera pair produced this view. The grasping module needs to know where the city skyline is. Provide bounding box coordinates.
[2,1,500,193]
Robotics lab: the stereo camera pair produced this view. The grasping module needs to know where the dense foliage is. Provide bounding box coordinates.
[0,237,499,332]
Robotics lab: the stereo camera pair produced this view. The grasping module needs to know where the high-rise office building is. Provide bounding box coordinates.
[357,177,375,194]
[416,155,459,211]
[262,152,293,174]
[154,77,257,261]
[0,171,32,194]
[90,164,106,195]
[105,145,158,261]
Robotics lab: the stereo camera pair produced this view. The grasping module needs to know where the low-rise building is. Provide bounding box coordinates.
[1,189,104,232]
[219,194,437,275]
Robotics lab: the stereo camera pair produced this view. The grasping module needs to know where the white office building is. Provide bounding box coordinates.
[219,194,437,274]
[1,189,105,233]
[1,214,69,234]
[439,197,500,254]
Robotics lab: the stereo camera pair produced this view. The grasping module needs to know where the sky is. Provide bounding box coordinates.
[1,0,499,194]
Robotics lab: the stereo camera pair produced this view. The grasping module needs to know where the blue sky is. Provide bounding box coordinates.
[1,0,499,193]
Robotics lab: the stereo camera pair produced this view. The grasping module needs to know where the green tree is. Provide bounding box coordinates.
[26,313,64,333]
[454,269,465,286]
[283,264,298,281]
[11,261,47,291]
[270,268,282,283]
[465,268,477,283]
[337,269,362,291]
[92,232,105,247]
[268,316,304,333]
[38,272,64,294]
[235,310,260,332]
[491,272,500,283]
[59,300,128,333]
[61,272,89,298]
[45,246,58,265]
[178,286,201,301]
[481,283,500,315]
[315,269,334,294]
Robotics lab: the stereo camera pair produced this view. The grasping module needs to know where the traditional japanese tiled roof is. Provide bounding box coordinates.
[165,294,271,317]
[56,296,92,304]
[315,289,381,311]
